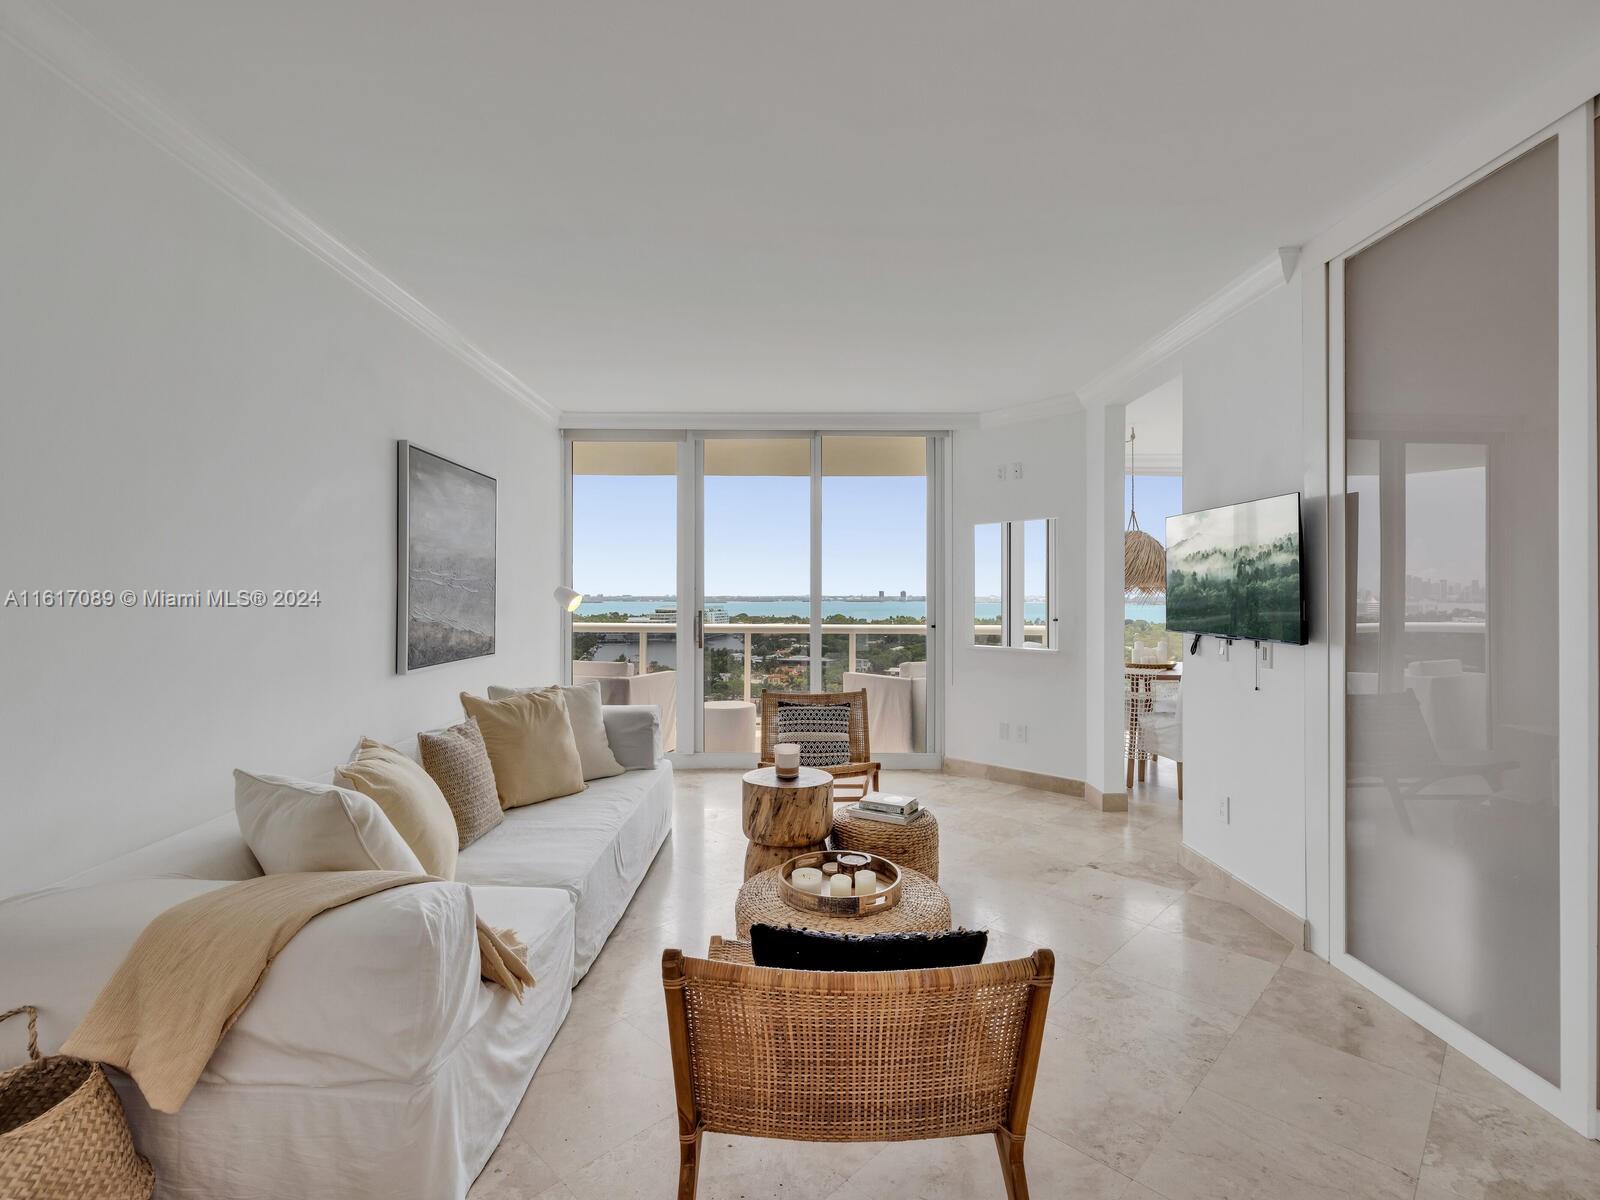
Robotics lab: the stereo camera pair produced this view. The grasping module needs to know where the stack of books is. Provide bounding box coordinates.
[848,793,924,825]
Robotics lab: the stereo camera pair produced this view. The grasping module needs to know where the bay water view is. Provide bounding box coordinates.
[577,596,1165,622]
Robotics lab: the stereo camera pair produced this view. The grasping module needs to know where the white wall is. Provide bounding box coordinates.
[0,40,561,896]
[1177,283,1307,916]
[945,412,1085,779]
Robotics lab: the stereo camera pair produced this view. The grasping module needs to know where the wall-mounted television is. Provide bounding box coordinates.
[1165,492,1307,645]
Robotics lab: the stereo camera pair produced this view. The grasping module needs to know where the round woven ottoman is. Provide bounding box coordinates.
[734,865,951,939]
[829,806,940,881]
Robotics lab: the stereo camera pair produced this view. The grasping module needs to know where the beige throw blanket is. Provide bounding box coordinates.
[62,871,534,1113]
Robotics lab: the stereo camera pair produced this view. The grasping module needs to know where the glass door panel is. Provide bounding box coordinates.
[820,436,929,752]
[1343,139,1559,1083]
[570,440,679,752]
[702,437,812,753]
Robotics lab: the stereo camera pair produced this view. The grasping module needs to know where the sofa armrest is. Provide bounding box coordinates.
[602,705,662,769]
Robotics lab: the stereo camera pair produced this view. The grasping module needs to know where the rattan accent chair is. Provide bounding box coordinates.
[661,939,1056,1200]
[758,690,881,801]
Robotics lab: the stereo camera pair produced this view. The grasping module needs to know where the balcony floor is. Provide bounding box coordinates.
[470,768,1600,1200]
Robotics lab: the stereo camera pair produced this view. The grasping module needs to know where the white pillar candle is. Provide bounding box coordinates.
[790,867,824,894]
[827,873,854,897]
[853,869,878,895]
[774,743,801,778]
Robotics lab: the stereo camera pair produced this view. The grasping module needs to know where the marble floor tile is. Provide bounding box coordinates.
[1146,892,1293,965]
[1133,1087,1416,1200]
[1417,1050,1600,1199]
[1084,845,1198,892]
[565,1116,880,1200]
[508,1018,677,1177]
[828,1128,1133,1200]
[1249,953,1444,1084]
[1200,1017,1437,1173]
[1045,864,1189,924]
[939,876,1145,964]
[1027,970,1236,1176]
[1102,927,1279,1022]
[467,1129,562,1199]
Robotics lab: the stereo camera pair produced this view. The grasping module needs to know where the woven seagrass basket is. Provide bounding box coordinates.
[0,1006,154,1200]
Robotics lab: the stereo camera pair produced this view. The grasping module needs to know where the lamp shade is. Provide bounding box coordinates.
[1124,524,1167,599]
[553,586,584,612]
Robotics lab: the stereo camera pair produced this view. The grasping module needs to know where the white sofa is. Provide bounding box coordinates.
[0,704,673,1200]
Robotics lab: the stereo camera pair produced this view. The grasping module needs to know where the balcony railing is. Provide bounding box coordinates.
[572,619,1043,699]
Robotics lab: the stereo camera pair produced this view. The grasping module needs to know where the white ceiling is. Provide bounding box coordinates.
[48,1,1600,415]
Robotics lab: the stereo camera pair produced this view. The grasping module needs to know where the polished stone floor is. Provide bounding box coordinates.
[468,768,1600,1199]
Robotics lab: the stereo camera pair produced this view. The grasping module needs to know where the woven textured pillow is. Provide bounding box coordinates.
[773,701,853,767]
[749,924,988,972]
[418,719,504,849]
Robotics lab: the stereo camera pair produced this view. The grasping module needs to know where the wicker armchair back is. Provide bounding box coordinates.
[661,941,1055,1198]
[757,690,880,800]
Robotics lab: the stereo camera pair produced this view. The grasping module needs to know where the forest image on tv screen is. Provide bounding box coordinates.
[1165,494,1302,643]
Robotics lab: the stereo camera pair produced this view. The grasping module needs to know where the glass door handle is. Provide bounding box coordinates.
[695,610,703,650]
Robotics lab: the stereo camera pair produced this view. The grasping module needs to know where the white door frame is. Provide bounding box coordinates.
[1305,101,1599,1136]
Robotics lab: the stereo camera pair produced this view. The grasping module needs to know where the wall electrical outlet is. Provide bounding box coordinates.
[998,722,1010,741]
[1010,461,1024,479]
[1016,724,1028,743]
[996,464,1007,480]
[1218,795,1231,824]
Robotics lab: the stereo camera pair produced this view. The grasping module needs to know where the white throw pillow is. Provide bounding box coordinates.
[233,769,425,874]
[486,681,625,781]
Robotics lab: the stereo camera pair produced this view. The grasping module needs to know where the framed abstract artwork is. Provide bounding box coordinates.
[396,441,497,673]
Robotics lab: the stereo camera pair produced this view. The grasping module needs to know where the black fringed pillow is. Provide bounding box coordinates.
[748,924,988,971]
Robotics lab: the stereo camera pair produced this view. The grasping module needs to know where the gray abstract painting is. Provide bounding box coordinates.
[397,442,496,672]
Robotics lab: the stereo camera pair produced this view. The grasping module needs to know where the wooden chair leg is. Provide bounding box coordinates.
[1125,753,1134,790]
[994,1129,1029,1200]
[678,1129,702,1200]
[1137,754,1146,782]
[1176,761,1184,801]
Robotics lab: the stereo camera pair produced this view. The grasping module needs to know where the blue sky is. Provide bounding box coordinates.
[573,474,927,596]
[1126,474,1184,546]
[572,471,1184,598]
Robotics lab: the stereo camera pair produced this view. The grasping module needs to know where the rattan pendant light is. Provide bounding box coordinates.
[1124,428,1166,599]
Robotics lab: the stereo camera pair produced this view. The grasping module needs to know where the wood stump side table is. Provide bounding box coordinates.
[740,766,833,881]
[829,805,940,881]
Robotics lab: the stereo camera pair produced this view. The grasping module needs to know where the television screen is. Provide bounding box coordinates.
[1165,492,1307,645]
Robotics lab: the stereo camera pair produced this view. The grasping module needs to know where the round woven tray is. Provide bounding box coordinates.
[829,806,940,881]
[735,864,951,939]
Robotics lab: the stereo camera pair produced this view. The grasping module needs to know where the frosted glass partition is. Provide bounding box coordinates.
[1343,139,1560,1083]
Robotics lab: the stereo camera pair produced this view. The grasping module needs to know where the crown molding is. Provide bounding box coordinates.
[560,410,977,432]
[977,393,1082,429]
[1076,248,1299,409]
[0,0,558,423]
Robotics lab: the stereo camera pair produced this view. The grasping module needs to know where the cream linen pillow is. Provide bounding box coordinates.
[486,681,624,781]
[460,689,586,808]
[334,739,459,879]
[233,769,425,874]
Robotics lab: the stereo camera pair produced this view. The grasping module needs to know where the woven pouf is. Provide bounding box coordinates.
[829,806,940,881]
[735,866,951,939]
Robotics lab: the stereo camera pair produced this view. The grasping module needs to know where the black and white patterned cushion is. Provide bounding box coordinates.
[773,701,853,767]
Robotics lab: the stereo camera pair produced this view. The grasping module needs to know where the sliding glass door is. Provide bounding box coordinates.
[1326,110,1600,1131]
[567,431,942,765]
